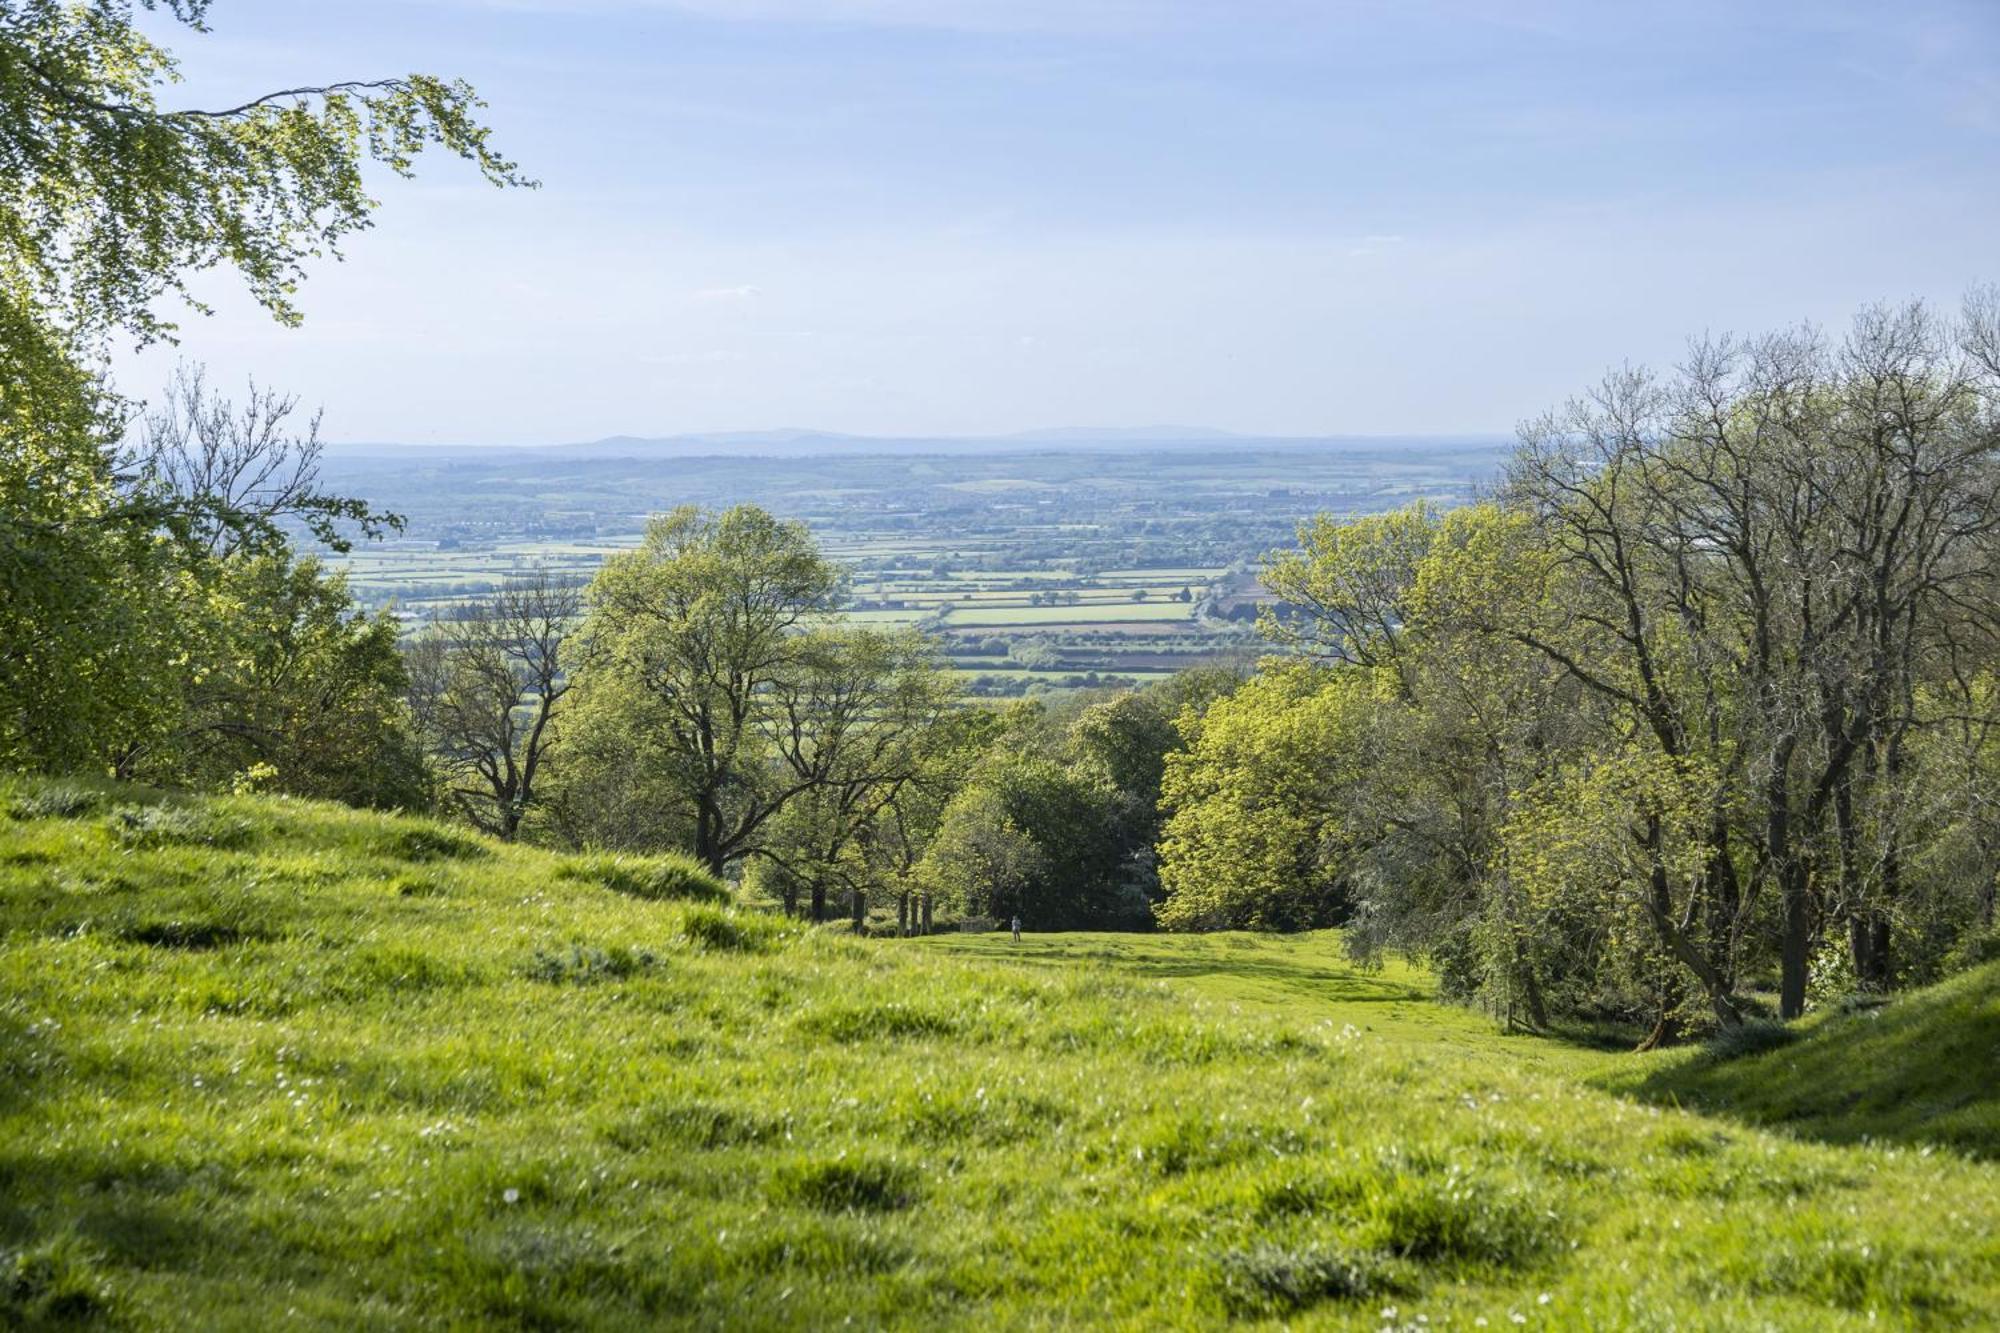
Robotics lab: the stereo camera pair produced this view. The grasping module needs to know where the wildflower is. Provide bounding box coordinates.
[501,1188,520,1204]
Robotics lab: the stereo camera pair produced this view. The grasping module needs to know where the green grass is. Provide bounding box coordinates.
[3,779,1997,1329]
[1597,964,2000,1160]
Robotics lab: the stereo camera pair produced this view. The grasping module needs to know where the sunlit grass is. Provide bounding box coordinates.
[3,778,1995,1328]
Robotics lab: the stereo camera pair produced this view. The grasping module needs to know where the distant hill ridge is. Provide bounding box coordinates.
[325,427,1511,461]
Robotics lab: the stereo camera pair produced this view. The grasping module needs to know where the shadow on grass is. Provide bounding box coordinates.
[1603,962,2000,1161]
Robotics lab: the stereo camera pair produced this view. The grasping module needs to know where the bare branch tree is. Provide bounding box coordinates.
[409,569,582,840]
[126,364,400,556]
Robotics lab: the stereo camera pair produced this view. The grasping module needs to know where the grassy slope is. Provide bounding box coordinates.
[1597,961,2000,1159]
[1,783,1996,1330]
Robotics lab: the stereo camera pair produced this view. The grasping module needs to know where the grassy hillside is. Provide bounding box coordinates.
[3,782,1998,1329]
[1599,960,2000,1160]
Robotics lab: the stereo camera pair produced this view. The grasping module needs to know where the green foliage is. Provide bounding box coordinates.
[564,505,955,880]
[1156,663,1372,931]
[919,754,1140,929]
[1,0,517,796]
[0,0,527,347]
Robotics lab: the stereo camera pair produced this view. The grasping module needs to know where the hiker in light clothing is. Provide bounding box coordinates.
[1011,915,1021,942]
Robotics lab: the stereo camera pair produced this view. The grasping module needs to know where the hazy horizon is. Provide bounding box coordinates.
[120,0,1999,445]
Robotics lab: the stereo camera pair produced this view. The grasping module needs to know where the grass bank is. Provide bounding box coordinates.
[3,780,1996,1328]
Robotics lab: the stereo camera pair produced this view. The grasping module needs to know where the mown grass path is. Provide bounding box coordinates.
[3,786,1997,1329]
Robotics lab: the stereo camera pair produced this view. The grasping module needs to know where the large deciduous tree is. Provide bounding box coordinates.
[567,505,955,878]
[1,0,521,777]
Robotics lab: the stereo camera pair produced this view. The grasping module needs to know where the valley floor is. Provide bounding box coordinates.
[3,785,1996,1329]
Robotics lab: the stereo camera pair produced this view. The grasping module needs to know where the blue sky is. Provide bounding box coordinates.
[131,0,2000,443]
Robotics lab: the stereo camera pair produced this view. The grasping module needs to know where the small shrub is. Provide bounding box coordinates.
[385,826,488,863]
[1944,927,2000,974]
[1361,1172,1559,1269]
[679,905,777,953]
[1215,1243,1396,1316]
[1707,1018,1799,1062]
[7,786,105,821]
[108,804,253,850]
[771,1158,918,1213]
[555,853,727,904]
[525,943,662,985]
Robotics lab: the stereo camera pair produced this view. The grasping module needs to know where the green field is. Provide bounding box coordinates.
[5,779,1994,1329]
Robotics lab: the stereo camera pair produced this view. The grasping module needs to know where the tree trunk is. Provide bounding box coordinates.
[921,894,933,935]
[898,891,910,937]
[1849,911,1892,992]
[810,882,826,922]
[1641,819,1743,1029]
[1779,857,1812,1020]
[850,888,865,934]
[1634,984,1682,1053]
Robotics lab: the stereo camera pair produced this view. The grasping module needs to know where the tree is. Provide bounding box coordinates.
[128,363,397,558]
[408,570,582,839]
[919,754,1137,929]
[743,628,960,918]
[1506,303,2000,1015]
[568,505,954,877]
[917,786,1048,924]
[142,553,428,807]
[1,0,522,777]
[1156,665,1372,932]
[0,1,526,349]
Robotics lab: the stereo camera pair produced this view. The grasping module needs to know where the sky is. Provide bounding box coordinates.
[125,0,2000,445]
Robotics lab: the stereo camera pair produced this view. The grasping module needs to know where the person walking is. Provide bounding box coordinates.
[1010,914,1022,943]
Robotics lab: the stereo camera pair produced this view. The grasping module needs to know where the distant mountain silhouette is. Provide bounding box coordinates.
[324,428,1508,461]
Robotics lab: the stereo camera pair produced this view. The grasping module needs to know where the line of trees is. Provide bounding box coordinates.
[401,502,1246,932]
[1157,297,2000,1037]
